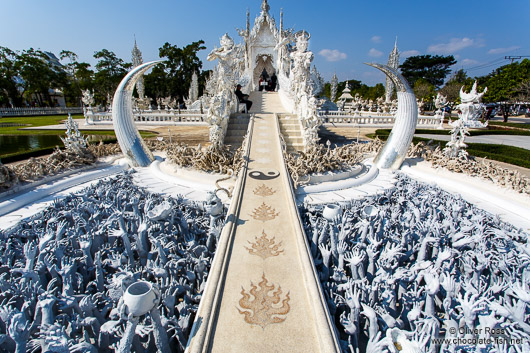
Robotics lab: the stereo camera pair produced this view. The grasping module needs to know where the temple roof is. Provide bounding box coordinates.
[248,0,280,46]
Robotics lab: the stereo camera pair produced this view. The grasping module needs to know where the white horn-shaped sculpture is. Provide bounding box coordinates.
[112,61,162,167]
[365,63,417,169]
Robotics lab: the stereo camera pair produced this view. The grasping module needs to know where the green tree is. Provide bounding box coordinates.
[59,50,94,106]
[480,59,530,102]
[144,40,206,103]
[439,69,473,103]
[15,48,65,106]
[93,49,130,105]
[413,78,435,102]
[400,55,457,88]
[0,46,21,107]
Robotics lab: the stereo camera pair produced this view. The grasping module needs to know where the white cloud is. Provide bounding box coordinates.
[368,48,383,57]
[401,50,420,58]
[427,37,481,54]
[318,49,347,62]
[488,46,520,54]
[371,35,382,43]
[461,58,479,66]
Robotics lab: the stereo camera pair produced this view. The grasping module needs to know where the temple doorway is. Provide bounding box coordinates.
[253,54,275,90]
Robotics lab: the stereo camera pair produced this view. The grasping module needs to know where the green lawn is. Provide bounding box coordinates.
[370,129,530,169]
[0,114,82,135]
[488,121,530,130]
[0,114,157,162]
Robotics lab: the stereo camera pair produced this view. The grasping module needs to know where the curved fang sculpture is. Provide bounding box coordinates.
[112,61,162,167]
[365,63,417,169]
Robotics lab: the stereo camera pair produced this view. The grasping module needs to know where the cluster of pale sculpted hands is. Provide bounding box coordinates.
[304,174,530,353]
[0,172,224,353]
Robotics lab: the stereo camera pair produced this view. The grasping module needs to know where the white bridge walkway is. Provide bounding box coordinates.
[187,92,340,352]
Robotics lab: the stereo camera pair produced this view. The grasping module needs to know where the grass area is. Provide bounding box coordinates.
[488,121,530,130]
[0,115,82,134]
[370,129,530,169]
[0,114,158,162]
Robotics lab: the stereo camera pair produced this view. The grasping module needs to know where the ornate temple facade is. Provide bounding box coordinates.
[235,0,296,92]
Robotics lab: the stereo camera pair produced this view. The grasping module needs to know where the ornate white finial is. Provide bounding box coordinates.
[280,8,283,31]
[261,0,270,13]
[246,8,250,32]
[220,33,234,48]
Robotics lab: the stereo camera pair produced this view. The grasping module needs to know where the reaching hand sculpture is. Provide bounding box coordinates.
[300,173,529,353]
[0,172,223,352]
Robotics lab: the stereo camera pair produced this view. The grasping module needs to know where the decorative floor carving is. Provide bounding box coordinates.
[237,274,290,329]
[253,183,276,197]
[250,202,279,222]
[245,230,284,259]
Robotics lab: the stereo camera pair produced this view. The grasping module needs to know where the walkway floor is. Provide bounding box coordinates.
[415,133,530,150]
[188,92,339,352]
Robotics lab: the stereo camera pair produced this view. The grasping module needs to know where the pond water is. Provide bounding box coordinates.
[0,134,115,156]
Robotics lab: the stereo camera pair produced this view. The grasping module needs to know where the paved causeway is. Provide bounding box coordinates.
[187,92,340,352]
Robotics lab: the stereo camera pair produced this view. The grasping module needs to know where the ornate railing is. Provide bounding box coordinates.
[0,107,83,117]
[86,109,206,124]
[319,111,442,127]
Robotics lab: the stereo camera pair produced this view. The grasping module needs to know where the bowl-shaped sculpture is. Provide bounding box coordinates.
[362,205,379,219]
[123,281,158,317]
[205,192,223,216]
[147,201,172,221]
[322,203,341,221]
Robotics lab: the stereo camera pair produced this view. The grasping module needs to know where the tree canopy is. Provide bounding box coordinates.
[479,59,530,102]
[400,55,456,88]
[144,40,206,103]
[93,49,131,105]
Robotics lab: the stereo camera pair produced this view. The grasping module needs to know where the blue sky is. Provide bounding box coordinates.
[2,0,529,85]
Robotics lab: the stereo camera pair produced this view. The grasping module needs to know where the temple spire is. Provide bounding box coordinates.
[246,8,250,32]
[385,37,400,103]
[280,8,283,32]
[131,38,145,99]
[261,0,270,14]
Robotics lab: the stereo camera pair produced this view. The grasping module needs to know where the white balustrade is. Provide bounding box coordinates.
[0,107,83,117]
[86,109,206,125]
[319,111,441,127]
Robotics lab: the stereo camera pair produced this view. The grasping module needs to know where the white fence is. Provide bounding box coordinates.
[0,107,83,117]
[319,111,442,127]
[86,110,206,125]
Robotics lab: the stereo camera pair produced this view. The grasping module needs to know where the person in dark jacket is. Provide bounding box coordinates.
[235,84,252,112]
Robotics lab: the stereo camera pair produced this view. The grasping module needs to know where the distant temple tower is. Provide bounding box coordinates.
[385,38,399,103]
[131,39,145,99]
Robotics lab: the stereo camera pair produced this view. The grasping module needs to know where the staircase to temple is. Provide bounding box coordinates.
[187,91,340,352]
[224,114,250,150]
[278,113,304,153]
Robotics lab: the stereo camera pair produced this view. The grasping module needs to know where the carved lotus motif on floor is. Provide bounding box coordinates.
[238,274,290,328]
[250,202,279,222]
[245,230,284,259]
[253,183,276,197]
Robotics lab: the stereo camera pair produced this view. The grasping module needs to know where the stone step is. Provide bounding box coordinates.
[280,127,301,134]
[225,130,247,137]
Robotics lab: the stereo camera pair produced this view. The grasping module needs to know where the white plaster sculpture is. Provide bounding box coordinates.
[0,171,224,353]
[366,63,418,170]
[60,113,89,156]
[434,93,449,129]
[456,81,488,128]
[112,61,161,167]
[206,33,241,147]
[82,89,95,125]
[330,73,338,103]
[302,173,530,353]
